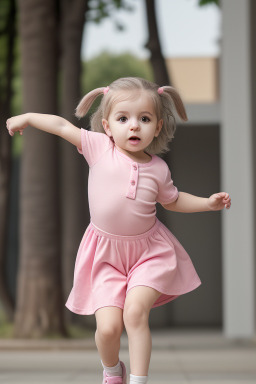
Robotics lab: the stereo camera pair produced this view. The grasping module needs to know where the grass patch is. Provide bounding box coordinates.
[67,324,94,339]
[0,309,94,339]
[0,311,14,338]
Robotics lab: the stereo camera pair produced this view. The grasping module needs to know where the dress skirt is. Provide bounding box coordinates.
[65,218,201,315]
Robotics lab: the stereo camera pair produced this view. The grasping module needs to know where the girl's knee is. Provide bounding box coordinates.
[123,302,148,330]
[95,307,124,342]
[96,321,123,342]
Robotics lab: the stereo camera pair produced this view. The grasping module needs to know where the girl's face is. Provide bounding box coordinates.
[102,90,163,160]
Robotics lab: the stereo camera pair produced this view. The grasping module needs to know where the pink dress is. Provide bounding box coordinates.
[66,129,201,315]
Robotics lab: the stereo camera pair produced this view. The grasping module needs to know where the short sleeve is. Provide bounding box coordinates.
[156,162,179,205]
[77,129,113,167]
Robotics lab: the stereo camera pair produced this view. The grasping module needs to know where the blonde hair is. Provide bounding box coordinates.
[75,77,187,155]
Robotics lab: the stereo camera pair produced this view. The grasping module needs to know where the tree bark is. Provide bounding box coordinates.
[59,0,89,322]
[0,0,16,321]
[15,0,66,337]
[145,0,171,85]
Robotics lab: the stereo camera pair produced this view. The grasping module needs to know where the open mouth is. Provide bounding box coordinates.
[129,136,141,141]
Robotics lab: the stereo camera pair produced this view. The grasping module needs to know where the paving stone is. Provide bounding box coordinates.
[0,330,255,384]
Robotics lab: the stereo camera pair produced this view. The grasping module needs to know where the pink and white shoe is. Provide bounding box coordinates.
[102,361,127,384]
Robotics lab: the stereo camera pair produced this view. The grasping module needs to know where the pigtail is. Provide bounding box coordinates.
[147,84,188,155]
[75,87,106,118]
[161,86,188,121]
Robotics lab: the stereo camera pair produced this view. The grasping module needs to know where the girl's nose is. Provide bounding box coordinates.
[130,119,139,130]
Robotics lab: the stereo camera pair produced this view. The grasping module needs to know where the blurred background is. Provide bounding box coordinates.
[0,0,255,341]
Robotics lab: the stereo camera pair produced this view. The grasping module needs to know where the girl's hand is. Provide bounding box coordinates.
[6,114,29,136]
[208,192,231,211]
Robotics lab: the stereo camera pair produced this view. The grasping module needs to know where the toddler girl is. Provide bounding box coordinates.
[7,77,231,384]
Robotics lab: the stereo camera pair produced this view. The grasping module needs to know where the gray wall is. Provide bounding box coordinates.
[150,124,222,328]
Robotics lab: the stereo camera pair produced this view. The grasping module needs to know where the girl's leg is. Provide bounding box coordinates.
[95,306,124,367]
[123,286,161,376]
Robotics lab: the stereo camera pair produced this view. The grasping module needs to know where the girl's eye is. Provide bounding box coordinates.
[141,116,150,123]
[119,116,127,123]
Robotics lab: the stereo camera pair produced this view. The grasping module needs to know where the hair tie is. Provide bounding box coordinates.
[103,86,110,95]
[158,87,164,95]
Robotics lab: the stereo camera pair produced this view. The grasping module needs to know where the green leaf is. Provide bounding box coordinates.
[87,0,133,27]
[199,0,219,6]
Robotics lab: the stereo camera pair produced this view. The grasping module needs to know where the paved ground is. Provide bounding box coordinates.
[0,329,256,384]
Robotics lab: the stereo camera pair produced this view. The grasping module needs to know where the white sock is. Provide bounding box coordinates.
[101,360,122,377]
[130,374,148,384]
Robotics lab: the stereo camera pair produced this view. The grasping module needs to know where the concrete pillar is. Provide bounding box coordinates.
[220,0,255,338]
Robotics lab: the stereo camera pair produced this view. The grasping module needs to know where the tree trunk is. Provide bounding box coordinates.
[145,0,171,85]
[59,0,89,323]
[15,0,66,337]
[0,0,16,321]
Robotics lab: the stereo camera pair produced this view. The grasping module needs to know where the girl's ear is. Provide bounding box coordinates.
[155,119,163,137]
[102,119,112,137]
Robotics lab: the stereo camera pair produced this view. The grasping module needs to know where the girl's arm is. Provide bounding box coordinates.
[162,191,231,213]
[6,113,81,149]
